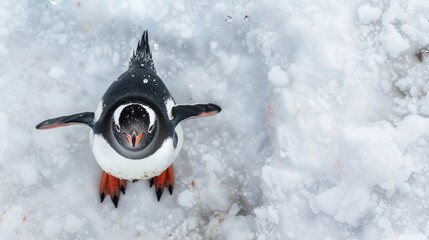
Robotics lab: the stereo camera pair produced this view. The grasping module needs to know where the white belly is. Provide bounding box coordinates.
[89,125,183,180]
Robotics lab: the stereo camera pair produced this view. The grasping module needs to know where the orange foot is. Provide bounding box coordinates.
[100,171,127,208]
[150,165,174,201]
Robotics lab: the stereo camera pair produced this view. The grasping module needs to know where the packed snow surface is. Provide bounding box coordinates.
[1,0,429,239]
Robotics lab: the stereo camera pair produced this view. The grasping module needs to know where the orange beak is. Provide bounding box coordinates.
[125,131,144,147]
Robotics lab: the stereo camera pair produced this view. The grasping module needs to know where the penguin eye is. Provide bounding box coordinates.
[148,125,154,133]
[114,124,120,132]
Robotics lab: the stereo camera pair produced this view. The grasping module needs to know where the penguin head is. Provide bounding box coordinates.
[111,103,157,150]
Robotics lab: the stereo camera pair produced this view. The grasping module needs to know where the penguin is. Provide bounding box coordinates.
[36,31,221,208]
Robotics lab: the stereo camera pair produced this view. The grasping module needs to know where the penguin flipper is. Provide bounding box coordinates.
[35,112,95,130]
[171,103,221,126]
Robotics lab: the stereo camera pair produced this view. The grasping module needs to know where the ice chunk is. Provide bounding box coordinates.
[380,24,410,58]
[315,183,374,226]
[357,4,382,24]
[267,66,289,86]
[262,165,305,191]
[43,219,61,238]
[334,185,374,226]
[339,124,404,186]
[177,190,195,208]
[314,181,348,216]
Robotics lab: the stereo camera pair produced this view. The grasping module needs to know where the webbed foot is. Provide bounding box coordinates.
[150,165,174,201]
[99,171,127,208]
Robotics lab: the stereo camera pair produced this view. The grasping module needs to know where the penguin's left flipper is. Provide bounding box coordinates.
[35,112,94,130]
[171,103,221,126]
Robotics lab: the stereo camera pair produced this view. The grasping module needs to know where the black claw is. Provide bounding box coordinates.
[156,187,163,201]
[149,178,154,188]
[168,185,173,195]
[120,185,126,195]
[132,179,139,183]
[112,195,119,208]
[100,193,105,203]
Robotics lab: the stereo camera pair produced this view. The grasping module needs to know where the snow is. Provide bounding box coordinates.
[0,112,8,165]
[43,218,62,237]
[20,163,38,187]
[48,66,65,79]
[1,0,429,239]
[380,24,410,58]
[357,4,382,24]
[63,213,84,234]
[177,189,195,208]
[383,234,427,240]
[267,66,289,86]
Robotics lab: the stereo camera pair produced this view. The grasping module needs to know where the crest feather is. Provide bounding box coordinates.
[129,30,156,72]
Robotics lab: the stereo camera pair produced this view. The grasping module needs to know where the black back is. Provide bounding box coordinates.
[93,32,176,159]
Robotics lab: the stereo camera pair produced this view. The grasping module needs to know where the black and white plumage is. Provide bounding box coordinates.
[36,31,221,181]
[129,31,156,72]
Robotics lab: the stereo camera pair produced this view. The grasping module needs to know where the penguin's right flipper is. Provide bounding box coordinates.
[171,103,221,126]
[35,112,95,130]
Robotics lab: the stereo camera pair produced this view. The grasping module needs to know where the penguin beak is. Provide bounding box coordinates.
[125,131,144,147]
